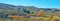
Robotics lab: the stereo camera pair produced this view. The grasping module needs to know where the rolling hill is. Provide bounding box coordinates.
[0,3,40,15]
[0,3,60,16]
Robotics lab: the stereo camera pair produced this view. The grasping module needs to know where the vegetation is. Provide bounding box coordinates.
[0,3,60,21]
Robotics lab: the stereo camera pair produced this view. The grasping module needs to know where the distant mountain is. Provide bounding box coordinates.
[40,8,60,11]
[0,3,40,15]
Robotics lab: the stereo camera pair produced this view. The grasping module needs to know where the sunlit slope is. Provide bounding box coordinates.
[0,3,60,16]
[0,3,39,15]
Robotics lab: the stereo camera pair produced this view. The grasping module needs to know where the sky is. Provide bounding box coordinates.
[0,0,60,8]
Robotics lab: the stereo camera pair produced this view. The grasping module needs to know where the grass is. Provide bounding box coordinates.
[0,16,60,21]
[0,19,4,21]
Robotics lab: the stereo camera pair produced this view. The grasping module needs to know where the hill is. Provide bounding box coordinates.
[0,3,39,15]
[0,3,60,16]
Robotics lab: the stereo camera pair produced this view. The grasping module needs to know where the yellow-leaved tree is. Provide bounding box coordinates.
[38,9,44,16]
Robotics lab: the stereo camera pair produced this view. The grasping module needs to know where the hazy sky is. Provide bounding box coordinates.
[0,0,60,8]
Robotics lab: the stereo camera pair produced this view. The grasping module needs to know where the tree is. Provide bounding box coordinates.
[38,9,44,16]
[30,10,36,15]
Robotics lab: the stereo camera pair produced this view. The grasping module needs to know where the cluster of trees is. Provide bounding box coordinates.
[23,8,36,14]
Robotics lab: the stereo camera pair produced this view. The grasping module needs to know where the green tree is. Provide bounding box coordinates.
[30,10,36,15]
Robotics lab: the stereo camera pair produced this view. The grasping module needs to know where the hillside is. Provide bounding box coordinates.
[40,8,60,16]
[0,3,60,16]
[0,3,40,15]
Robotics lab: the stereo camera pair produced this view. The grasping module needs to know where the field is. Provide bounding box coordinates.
[0,15,60,21]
